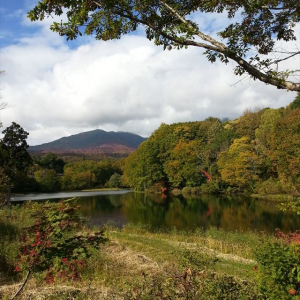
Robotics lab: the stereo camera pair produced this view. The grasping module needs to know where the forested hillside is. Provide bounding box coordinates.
[124,94,300,195]
[29,129,147,158]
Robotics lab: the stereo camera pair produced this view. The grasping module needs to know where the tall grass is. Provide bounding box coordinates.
[0,205,32,277]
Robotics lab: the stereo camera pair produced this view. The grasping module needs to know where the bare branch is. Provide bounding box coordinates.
[227,54,300,91]
[11,269,32,300]
[159,0,226,51]
[0,102,8,110]
[273,51,300,64]
[228,74,251,88]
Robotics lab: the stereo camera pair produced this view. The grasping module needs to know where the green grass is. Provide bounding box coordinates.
[81,188,122,192]
[103,224,262,281]
[251,194,299,201]
[0,204,272,299]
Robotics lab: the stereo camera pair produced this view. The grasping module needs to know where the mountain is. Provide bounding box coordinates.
[29,129,147,157]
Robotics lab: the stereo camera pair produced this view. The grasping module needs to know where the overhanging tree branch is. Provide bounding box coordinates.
[159,0,226,51]
[93,1,222,52]
[227,54,300,91]
[28,0,300,92]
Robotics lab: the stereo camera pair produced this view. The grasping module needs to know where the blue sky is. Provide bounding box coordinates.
[0,0,25,41]
[0,1,298,145]
[0,0,85,49]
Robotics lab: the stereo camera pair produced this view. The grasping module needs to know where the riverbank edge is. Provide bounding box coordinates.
[132,187,299,202]
[250,193,299,201]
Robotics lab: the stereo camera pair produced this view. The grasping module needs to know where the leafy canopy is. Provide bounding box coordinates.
[28,0,300,91]
[0,123,32,204]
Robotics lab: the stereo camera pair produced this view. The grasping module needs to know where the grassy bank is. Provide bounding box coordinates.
[81,188,123,192]
[251,194,299,201]
[0,203,283,300]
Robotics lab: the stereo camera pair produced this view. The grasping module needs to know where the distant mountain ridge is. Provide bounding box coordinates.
[29,129,147,156]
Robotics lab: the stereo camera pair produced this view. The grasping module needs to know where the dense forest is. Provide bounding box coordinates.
[2,93,299,197]
[123,93,300,195]
[8,153,123,194]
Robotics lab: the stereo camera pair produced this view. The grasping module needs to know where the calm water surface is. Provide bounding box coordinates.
[12,191,300,234]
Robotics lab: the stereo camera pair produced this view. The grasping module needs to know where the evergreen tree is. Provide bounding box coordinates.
[0,123,32,205]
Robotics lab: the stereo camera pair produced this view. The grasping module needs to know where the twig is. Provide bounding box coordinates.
[11,269,32,300]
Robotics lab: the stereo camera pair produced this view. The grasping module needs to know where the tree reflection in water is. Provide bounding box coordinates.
[76,193,300,233]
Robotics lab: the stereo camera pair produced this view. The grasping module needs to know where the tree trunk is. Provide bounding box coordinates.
[6,182,11,206]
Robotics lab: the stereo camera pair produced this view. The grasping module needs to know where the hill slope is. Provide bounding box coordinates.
[29,129,147,156]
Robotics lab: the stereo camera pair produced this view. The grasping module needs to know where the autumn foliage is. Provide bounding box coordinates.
[15,200,107,284]
[124,95,300,195]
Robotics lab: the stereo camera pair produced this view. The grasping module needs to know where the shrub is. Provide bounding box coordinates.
[280,198,300,215]
[12,200,107,298]
[170,188,182,196]
[255,229,300,299]
[255,178,284,195]
[182,187,192,197]
[108,172,122,188]
[200,182,220,194]
[146,182,165,193]
[34,169,61,192]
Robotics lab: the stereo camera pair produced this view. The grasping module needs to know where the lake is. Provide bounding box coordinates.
[12,190,300,234]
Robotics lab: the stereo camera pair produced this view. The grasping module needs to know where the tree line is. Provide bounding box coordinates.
[29,156,123,193]
[1,93,299,202]
[123,93,300,195]
[0,124,123,205]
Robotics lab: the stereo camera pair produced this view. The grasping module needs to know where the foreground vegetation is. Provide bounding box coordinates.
[1,201,299,299]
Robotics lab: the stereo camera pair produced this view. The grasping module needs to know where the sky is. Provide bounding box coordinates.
[0,0,299,146]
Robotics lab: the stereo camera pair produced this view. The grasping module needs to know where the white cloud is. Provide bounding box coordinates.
[0,10,298,146]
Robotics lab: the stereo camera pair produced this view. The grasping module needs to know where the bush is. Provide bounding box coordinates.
[1,200,108,298]
[255,230,300,299]
[200,182,220,194]
[182,187,192,197]
[255,178,284,195]
[34,169,61,192]
[15,200,107,279]
[145,182,165,193]
[108,172,122,188]
[170,188,182,196]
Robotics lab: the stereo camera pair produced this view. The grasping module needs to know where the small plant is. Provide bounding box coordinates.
[12,199,107,299]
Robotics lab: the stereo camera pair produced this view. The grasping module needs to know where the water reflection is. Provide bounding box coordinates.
[75,193,300,233]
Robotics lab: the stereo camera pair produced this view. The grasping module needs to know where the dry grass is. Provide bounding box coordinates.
[0,222,265,299]
[167,240,255,265]
[104,240,161,275]
[0,239,163,300]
